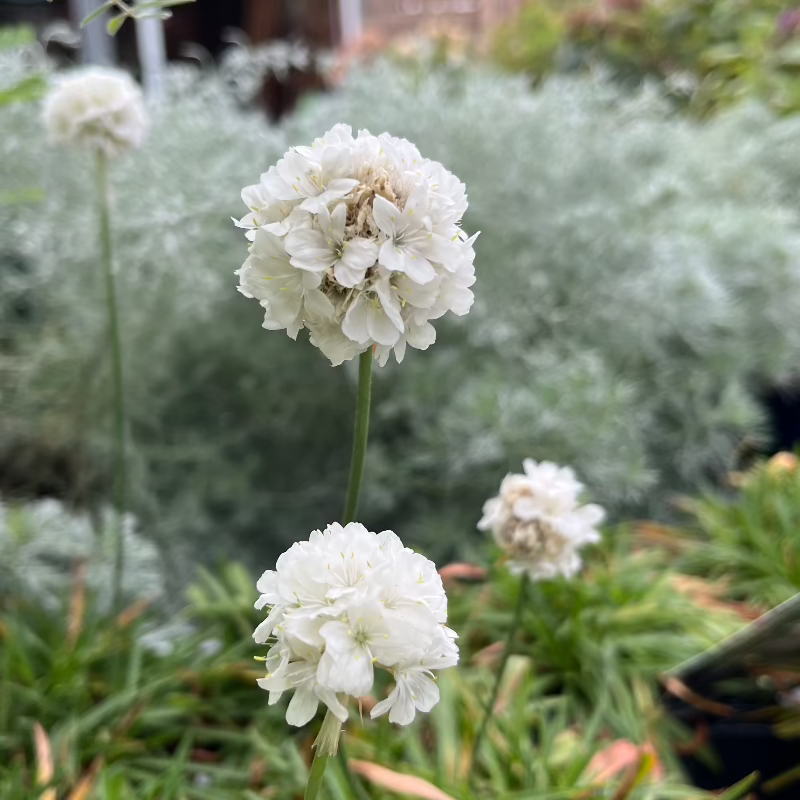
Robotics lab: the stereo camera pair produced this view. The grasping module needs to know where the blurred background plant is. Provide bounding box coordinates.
[449,534,746,744]
[0,498,164,610]
[4,43,800,574]
[669,452,800,609]
[491,0,800,117]
[2,1,800,796]
[0,26,45,109]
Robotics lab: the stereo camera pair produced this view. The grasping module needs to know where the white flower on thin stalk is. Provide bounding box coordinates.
[253,522,458,727]
[42,67,148,157]
[235,125,478,366]
[478,459,605,581]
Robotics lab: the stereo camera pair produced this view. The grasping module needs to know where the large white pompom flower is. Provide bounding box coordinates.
[253,522,458,726]
[235,125,478,366]
[43,67,148,157]
[478,459,605,581]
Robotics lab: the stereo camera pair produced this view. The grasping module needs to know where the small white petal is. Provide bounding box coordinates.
[367,306,402,346]
[342,295,371,343]
[286,685,319,727]
[372,195,403,236]
[304,289,335,321]
[378,239,405,273]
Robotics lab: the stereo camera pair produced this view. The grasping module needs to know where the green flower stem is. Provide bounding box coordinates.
[304,751,329,800]
[96,149,128,615]
[342,348,373,525]
[470,572,530,778]
[331,347,374,800]
[301,350,374,800]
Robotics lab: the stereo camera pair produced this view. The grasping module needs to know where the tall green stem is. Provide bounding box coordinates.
[338,348,373,798]
[304,752,329,800]
[97,150,128,615]
[470,572,529,778]
[342,349,373,525]
[304,348,374,800]
[305,347,372,800]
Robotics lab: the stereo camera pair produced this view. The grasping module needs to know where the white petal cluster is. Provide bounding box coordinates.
[235,125,478,366]
[43,67,148,157]
[478,459,605,581]
[253,522,458,726]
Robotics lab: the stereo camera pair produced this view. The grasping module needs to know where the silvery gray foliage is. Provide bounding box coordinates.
[0,498,164,610]
[3,51,800,571]
[1,56,292,574]
[219,39,311,104]
[286,61,800,524]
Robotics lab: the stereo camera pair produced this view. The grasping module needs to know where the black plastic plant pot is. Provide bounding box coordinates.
[660,594,800,799]
[663,694,800,798]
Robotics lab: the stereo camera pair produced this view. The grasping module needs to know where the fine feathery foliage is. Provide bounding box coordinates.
[291,59,800,542]
[3,49,800,572]
[0,498,164,611]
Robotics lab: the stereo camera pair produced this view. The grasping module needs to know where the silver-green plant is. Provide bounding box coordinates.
[288,61,800,521]
[4,51,800,576]
[41,64,150,612]
[0,498,164,609]
[1,51,290,579]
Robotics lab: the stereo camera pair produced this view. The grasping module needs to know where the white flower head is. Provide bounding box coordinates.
[236,125,478,366]
[253,522,458,727]
[478,459,605,581]
[43,67,148,157]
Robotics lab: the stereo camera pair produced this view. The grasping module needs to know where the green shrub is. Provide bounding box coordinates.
[0,563,306,799]
[491,3,566,77]
[448,532,743,741]
[674,453,800,608]
[493,0,800,116]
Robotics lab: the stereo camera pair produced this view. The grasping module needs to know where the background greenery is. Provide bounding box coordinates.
[491,0,800,117]
[3,38,800,575]
[2,5,800,796]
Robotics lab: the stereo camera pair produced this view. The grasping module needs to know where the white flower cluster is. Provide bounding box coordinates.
[235,125,478,366]
[253,522,458,726]
[478,460,605,581]
[43,67,148,157]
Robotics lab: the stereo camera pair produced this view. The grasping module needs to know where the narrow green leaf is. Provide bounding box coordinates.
[762,764,800,795]
[717,773,760,799]
[0,187,45,206]
[305,752,329,800]
[136,0,195,8]
[107,14,127,35]
[81,1,115,27]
